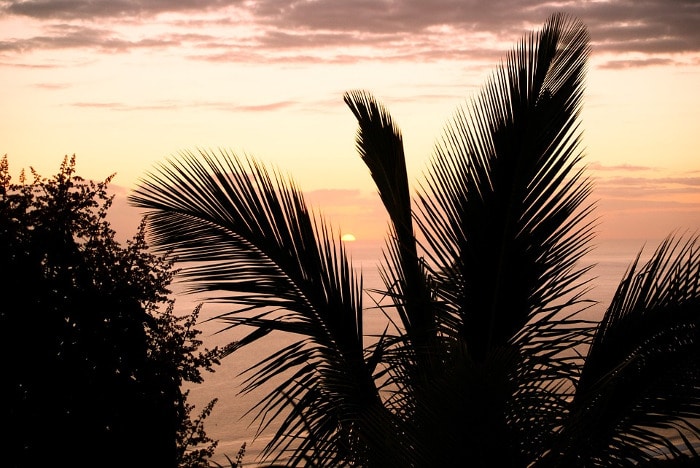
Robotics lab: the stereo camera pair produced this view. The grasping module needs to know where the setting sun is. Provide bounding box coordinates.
[341,233,356,242]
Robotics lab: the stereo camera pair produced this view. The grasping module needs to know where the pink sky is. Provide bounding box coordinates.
[2,0,699,243]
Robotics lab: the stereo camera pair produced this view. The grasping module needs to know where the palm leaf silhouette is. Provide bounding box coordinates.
[540,236,700,467]
[129,151,401,465]
[129,12,699,467]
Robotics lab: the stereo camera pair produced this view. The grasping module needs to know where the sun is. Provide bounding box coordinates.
[341,233,357,242]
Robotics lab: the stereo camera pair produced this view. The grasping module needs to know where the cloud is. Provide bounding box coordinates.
[582,0,700,54]
[0,23,180,53]
[1,0,698,66]
[588,162,654,172]
[69,99,300,112]
[33,81,71,89]
[593,173,700,200]
[2,0,242,20]
[596,57,679,69]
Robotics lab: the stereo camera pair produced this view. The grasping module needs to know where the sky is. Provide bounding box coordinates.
[1,0,699,243]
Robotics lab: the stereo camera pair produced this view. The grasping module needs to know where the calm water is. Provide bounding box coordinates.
[177,238,655,465]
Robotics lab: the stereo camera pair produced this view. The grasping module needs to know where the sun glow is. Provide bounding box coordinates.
[341,233,356,242]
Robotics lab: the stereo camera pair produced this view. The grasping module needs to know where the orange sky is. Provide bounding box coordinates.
[2,1,699,243]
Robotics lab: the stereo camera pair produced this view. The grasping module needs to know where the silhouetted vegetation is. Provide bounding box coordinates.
[129,12,700,467]
[0,155,222,467]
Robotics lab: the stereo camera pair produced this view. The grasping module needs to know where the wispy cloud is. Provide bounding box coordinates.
[1,0,238,19]
[33,81,71,89]
[1,0,698,67]
[588,162,655,172]
[69,99,300,112]
[593,172,700,199]
[0,23,181,54]
[596,57,680,69]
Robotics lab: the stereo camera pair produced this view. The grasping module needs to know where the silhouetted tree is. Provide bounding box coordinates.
[0,155,221,468]
[129,13,700,467]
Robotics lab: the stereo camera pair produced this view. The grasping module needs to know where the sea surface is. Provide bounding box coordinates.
[175,237,657,466]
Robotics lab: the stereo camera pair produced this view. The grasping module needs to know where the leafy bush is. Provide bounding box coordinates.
[0,155,222,467]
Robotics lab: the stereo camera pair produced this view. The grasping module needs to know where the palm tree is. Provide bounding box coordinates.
[129,13,700,467]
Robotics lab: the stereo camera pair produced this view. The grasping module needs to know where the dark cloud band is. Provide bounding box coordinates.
[2,0,698,66]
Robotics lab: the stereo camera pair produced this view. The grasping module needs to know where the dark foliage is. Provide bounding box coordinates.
[0,155,221,467]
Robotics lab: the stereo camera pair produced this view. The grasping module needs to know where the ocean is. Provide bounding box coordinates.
[177,237,656,466]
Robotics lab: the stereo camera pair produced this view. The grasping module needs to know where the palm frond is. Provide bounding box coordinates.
[417,11,593,356]
[412,12,596,461]
[343,89,448,466]
[128,149,395,465]
[343,91,435,347]
[546,234,700,466]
